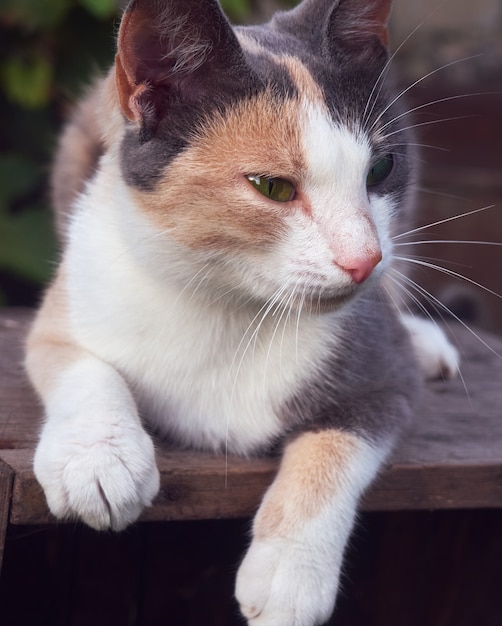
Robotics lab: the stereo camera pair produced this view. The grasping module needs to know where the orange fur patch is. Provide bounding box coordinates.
[281,55,327,107]
[130,91,308,251]
[253,430,360,539]
[25,268,83,397]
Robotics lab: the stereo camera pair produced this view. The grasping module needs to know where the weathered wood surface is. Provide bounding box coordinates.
[0,461,13,571]
[1,307,502,528]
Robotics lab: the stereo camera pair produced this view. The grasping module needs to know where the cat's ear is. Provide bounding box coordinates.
[329,0,393,49]
[282,0,392,56]
[115,0,249,126]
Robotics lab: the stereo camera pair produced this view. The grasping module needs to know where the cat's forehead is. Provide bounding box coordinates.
[235,24,382,132]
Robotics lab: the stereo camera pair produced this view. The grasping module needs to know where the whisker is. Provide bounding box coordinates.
[363,2,446,126]
[391,269,502,360]
[393,252,472,270]
[295,286,307,371]
[393,255,502,300]
[185,266,215,303]
[393,205,496,240]
[388,269,470,398]
[228,284,288,380]
[368,54,483,133]
[378,92,496,136]
[224,284,290,475]
[280,279,301,362]
[381,114,474,140]
[387,271,432,319]
[413,186,468,200]
[389,142,450,152]
[263,287,297,391]
[395,239,502,248]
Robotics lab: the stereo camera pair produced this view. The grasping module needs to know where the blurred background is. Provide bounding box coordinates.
[0,0,501,331]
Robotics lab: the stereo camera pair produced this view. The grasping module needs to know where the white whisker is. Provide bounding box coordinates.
[395,239,502,248]
[173,263,210,303]
[363,2,446,126]
[390,142,450,152]
[378,92,495,136]
[381,114,474,140]
[263,287,297,393]
[393,255,502,300]
[394,205,496,240]
[368,55,483,133]
[391,269,502,360]
[224,283,290,478]
[388,269,470,397]
[413,186,467,200]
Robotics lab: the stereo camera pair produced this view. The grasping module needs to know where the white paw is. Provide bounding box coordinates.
[400,314,460,380]
[236,537,338,626]
[34,417,160,531]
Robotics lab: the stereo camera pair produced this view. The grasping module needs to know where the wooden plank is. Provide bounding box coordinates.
[0,309,40,450]
[2,448,278,524]
[1,307,502,525]
[0,460,13,571]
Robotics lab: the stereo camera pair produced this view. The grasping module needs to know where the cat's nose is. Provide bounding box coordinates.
[343,252,382,284]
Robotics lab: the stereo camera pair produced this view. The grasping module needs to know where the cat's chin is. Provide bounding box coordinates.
[289,286,361,315]
[301,293,357,314]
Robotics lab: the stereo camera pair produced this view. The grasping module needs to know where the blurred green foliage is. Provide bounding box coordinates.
[0,0,271,305]
[0,0,122,305]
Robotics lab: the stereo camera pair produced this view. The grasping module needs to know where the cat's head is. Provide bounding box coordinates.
[113,0,414,312]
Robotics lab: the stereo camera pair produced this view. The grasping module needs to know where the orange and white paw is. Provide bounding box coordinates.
[236,534,339,626]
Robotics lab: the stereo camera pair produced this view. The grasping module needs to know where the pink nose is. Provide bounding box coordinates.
[343,252,382,284]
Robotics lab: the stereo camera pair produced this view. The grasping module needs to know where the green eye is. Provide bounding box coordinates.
[366,154,394,187]
[246,175,295,202]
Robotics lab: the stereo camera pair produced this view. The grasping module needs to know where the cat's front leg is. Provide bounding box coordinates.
[236,430,387,626]
[32,356,159,530]
[32,360,160,531]
[26,298,160,530]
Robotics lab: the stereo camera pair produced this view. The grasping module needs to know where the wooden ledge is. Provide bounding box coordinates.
[1,308,502,530]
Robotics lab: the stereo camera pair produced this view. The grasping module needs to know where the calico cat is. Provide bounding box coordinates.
[26,0,459,624]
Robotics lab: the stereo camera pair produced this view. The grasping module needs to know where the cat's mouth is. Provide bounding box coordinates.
[288,284,361,314]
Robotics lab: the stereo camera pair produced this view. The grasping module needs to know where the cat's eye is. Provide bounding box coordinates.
[246,175,295,202]
[366,154,394,187]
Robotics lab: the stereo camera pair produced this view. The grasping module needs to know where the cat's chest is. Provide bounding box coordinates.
[128,308,326,453]
[66,243,334,454]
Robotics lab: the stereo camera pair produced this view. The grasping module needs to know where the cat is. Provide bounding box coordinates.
[25,0,459,624]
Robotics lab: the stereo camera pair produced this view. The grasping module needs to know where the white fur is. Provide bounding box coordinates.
[63,155,336,455]
[400,313,460,380]
[300,103,393,274]
[236,437,389,625]
[34,356,159,530]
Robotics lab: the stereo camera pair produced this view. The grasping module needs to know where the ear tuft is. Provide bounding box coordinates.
[114,0,248,128]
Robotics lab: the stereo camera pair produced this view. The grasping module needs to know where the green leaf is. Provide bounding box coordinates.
[1,56,53,109]
[79,0,116,20]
